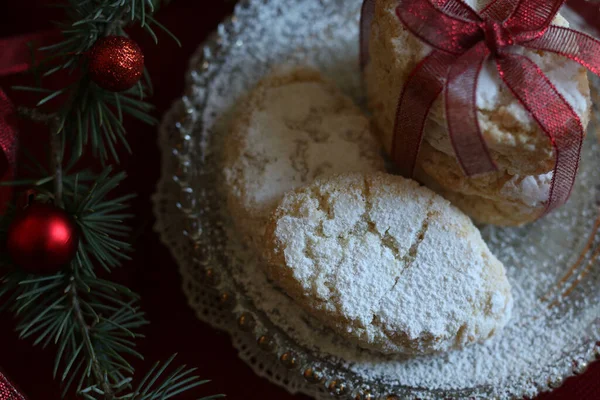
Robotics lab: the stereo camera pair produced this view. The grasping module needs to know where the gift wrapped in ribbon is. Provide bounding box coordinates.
[361,0,600,225]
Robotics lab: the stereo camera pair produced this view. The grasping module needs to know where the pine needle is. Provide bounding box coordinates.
[0,1,221,399]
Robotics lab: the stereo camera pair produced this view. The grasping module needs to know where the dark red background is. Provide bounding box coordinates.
[0,1,599,399]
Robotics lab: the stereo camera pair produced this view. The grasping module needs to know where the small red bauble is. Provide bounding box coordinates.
[88,36,144,92]
[7,203,79,274]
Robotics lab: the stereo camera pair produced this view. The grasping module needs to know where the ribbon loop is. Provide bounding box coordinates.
[506,0,565,36]
[396,0,482,55]
[433,0,482,21]
[480,0,518,21]
[523,26,600,76]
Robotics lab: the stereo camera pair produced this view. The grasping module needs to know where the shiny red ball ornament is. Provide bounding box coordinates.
[88,36,144,92]
[7,203,79,274]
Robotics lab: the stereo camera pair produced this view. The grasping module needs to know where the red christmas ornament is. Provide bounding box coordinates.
[88,36,144,92]
[7,203,79,274]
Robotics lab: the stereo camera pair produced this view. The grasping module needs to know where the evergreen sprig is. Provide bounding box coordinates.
[14,0,173,163]
[1,0,223,399]
[1,171,220,399]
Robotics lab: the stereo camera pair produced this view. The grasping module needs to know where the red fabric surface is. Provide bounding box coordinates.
[0,1,598,399]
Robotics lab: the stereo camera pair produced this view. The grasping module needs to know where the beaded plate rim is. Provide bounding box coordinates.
[152,1,600,399]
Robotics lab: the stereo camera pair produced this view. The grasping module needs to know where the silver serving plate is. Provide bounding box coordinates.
[153,1,600,398]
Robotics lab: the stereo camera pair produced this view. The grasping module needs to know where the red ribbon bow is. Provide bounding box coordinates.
[0,32,56,178]
[0,31,60,212]
[361,0,600,215]
[0,89,18,184]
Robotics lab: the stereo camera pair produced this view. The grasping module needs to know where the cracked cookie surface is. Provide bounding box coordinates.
[223,67,385,247]
[263,173,513,355]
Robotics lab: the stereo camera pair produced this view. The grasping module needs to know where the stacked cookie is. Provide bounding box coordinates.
[224,68,513,355]
[263,173,512,355]
[224,67,384,247]
[364,0,591,225]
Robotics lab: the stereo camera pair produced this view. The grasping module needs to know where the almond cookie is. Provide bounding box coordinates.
[263,172,513,355]
[223,68,385,246]
[415,142,549,226]
[365,0,591,176]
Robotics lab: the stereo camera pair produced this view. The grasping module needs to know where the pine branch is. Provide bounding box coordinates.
[2,1,222,399]
[15,0,175,163]
[1,171,220,399]
[70,282,115,398]
[51,116,65,207]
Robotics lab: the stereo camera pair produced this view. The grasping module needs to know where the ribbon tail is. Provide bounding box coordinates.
[446,42,496,175]
[392,50,455,177]
[360,0,376,71]
[497,54,584,214]
[523,26,600,76]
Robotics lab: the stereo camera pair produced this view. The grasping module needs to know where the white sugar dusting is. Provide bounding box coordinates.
[267,173,512,355]
[499,173,552,208]
[194,0,600,398]
[223,71,384,245]
[224,142,599,396]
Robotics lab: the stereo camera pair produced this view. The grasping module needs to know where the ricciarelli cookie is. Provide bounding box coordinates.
[263,172,513,355]
[415,142,550,226]
[223,68,385,247]
[365,0,591,176]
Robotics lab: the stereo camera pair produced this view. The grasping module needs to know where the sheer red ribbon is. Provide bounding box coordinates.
[361,0,600,215]
[0,371,26,400]
[0,30,60,211]
[0,89,17,185]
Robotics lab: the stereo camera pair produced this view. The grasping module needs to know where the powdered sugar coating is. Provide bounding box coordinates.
[155,0,600,398]
[264,173,513,355]
[500,174,552,207]
[223,68,384,246]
